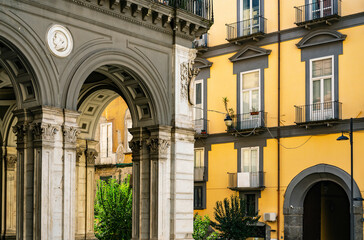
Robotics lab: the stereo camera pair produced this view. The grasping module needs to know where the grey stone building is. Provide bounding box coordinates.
[0,0,212,239]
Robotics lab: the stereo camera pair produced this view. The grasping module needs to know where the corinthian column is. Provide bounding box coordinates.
[85,144,97,240]
[5,154,17,239]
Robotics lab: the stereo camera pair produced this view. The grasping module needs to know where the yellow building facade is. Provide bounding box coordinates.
[193,1,364,239]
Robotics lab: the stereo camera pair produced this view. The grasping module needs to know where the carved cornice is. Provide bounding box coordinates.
[146,137,170,155]
[6,154,17,169]
[63,126,81,144]
[12,123,29,143]
[31,123,59,141]
[86,149,98,166]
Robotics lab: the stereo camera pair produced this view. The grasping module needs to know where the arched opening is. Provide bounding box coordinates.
[303,181,350,240]
[284,164,363,240]
[74,63,160,239]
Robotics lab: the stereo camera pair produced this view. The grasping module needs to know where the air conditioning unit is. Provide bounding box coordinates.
[264,212,277,222]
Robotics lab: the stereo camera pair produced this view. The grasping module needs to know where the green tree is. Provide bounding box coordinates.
[94,177,132,240]
[211,195,260,240]
[193,214,218,240]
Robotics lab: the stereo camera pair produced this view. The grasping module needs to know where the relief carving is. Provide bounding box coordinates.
[6,155,17,169]
[63,126,81,144]
[180,49,200,104]
[31,123,59,141]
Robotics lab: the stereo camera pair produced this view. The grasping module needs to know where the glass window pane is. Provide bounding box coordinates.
[243,91,250,114]
[252,0,260,17]
[324,78,332,103]
[312,60,323,78]
[322,59,332,76]
[251,90,259,111]
[242,71,259,89]
[251,149,258,172]
[243,0,251,20]
[194,149,203,167]
[242,149,250,172]
[313,80,321,104]
[195,83,202,105]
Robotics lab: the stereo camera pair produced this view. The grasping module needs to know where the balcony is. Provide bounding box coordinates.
[226,16,267,43]
[227,172,265,190]
[227,111,267,134]
[295,101,342,125]
[194,166,206,181]
[194,118,209,138]
[156,0,213,20]
[295,0,341,27]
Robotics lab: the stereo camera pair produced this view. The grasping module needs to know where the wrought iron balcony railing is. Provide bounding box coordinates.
[226,16,267,42]
[194,118,208,135]
[295,0,341,26]
[295,101,342,124]
[228,111,267,132]
[228,171,265,190]
[194,166,206,181]
[156,0,213,21]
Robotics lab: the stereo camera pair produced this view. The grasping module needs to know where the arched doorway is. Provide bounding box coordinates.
[303,181,350,240]
[284,164,363,240]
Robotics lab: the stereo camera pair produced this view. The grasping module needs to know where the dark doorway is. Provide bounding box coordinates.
[303,181,350,240]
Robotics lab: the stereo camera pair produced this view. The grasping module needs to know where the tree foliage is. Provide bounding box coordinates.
[94,177,132,240]
[211,195,260,240]
[193,214,218,240]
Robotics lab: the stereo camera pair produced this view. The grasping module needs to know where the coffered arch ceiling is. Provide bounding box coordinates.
[77,64,157,139]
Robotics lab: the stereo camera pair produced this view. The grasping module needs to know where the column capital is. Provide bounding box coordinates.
[86,149,97,167]
[12,123,30,143]
[76,148,84,165]
[6,154,17,170]
[63,125,81,144]
[146,137,170,155]
[31,122,59,141]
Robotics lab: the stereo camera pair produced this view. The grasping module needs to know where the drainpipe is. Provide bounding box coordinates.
[277,0,281,238]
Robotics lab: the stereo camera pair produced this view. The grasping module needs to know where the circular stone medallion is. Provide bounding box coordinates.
[47,25,73,57]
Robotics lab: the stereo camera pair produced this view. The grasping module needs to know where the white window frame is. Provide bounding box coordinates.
[239,0,261,35]
[193,79,204,132]
[240,69,261,115]
[100,122,113,162]
[309,55,334,120]
[309,0,333,20]
[240,147,259,173]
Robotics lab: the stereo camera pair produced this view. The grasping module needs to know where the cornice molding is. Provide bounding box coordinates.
[229,45,271,62]
[296,29,347,49]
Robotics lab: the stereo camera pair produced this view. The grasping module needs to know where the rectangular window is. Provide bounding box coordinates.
[194,148,205,181]
[310,0,333,20]
[194,184,206,209]
[240,0,260,35]
[240,70,261,129]
[194,79,204,133]
[310,56,334,120]
[241,147,259,173]
[100,122,113,161]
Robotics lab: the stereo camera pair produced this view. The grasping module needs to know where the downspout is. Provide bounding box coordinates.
[277,0,281,239]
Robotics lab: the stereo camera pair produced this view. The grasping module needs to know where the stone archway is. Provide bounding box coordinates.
[284,164,363,240]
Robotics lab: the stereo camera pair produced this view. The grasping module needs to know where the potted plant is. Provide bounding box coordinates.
[200,129,207,134]
[250,107,259,116]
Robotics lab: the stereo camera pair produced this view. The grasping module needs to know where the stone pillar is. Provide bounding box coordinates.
[146,126,172,240]
[13,109,33,240]
[5,154,17,239]
[13,107,79,240]
[170,44,197,239]
[129,127,150,240]
[85,146,97,239]
[75,144,86,240]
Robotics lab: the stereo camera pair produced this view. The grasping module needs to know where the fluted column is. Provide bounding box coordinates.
[5,154,17,239]
[146,126,171,240]
[85,146,97,239]
[75,145,86,239]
